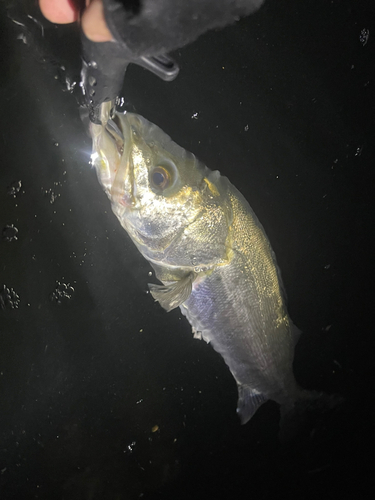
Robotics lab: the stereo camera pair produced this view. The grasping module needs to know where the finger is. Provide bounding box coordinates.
[39,0,79,24]
[81,0,112,42]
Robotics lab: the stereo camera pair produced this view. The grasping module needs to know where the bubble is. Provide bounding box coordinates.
[2,224,18,242]
[126,441,136,454]
[359,28,369,46]
[0,285,20,310]
[89,61,98,69]
[42,187,59,204]
[116,96,125,109]
[7,180,22,197]
[64,78,76,93]
[50,281,75,305]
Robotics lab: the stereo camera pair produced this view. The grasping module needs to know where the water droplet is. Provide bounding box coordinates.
[148,271,152,276]
[0,285,20,310]
[116,96,125,109]
[7,180,22,197]
[126,441,136,453]
[64,78,76,93]
[88,76,96,87]
[2,224,18,242]
[42,188,59,204]
[359,28,369,46]
[50,281,75,305]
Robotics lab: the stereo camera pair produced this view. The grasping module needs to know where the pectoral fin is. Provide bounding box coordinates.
[237,384,268,424]
[148,272,196,312]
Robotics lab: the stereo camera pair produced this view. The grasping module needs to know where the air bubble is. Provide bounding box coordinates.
[89,61,98,69]
[7,180,22,197]
[42,188,59,204]
[2,224,18,242]
[359,28,369,46]
[50,281,75,305]
[0,285,20,310]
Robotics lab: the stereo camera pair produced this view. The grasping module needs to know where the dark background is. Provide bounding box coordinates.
[1,0,374,498]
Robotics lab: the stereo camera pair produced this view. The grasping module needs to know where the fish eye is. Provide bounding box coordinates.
[150,166,170,190]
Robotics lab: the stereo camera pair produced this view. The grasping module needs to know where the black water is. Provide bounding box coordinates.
[1,0,374,498]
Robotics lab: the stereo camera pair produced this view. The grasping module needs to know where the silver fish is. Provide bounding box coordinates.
[90,102,307,423]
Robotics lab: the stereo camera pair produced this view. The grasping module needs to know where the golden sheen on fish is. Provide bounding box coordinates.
[90,103,306,423]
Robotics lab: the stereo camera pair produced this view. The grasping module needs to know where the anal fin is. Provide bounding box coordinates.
[237,384,268,424]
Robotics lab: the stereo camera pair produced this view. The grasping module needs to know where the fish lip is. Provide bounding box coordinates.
[108,113,135,206]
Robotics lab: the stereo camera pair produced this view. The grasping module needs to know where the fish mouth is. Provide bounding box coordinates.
[100,110,136,209]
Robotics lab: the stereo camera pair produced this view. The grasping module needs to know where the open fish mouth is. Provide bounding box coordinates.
[89,102,135,205]
[105,116,125,156]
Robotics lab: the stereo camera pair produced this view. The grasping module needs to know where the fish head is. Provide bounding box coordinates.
[91,110,231,268]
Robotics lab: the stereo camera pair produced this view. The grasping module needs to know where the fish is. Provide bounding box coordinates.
[89,102,309,424]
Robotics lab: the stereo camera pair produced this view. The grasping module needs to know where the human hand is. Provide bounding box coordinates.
[39,0,112,42]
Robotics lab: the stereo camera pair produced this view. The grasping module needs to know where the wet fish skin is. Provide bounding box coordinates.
[90,104,303,423]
